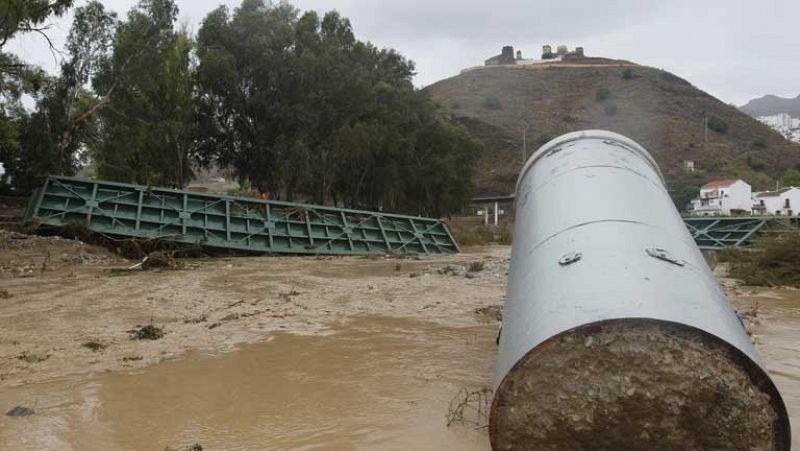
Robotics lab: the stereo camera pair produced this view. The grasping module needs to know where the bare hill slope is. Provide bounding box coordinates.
[427,62,800,195]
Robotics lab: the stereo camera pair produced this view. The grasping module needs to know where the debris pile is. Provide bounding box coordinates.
[0,229,120,277]
[129,325,165,340]
[410,258,510,279]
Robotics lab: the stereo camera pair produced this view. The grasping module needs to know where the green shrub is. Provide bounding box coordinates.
[450,225,495,246]
[779,168,800,187]
[746,155,766,171]
[707,116,728,134]
[595,87,611,102]
[497,222,512,245]
[670,184,700,211]
[483,96,502,110]
[621,68,634,79]
[449,222,513,246]
[537,134,553,145]
[751,137,767,149]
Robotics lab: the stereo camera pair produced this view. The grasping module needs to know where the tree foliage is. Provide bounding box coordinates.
[1,1,115,191]
[0,0,74,49]
[780,168,800,187]
[670,184,700,212]
[93,0,194,187]
[707,115,728,134]
[194,2,479,215]
[1,0,479,217]
[1,0,75,192]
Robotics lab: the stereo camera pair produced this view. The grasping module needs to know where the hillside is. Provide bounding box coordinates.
[426,61,800,196]
[741,94,800,118]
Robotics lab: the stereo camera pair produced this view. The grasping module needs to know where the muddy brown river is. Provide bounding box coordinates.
[732,288,800,448]
[1,236,798,450]
[0,316,497,450]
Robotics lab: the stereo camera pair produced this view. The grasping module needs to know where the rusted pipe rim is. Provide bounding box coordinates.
[489,317,791,450]
[515,130,667,193]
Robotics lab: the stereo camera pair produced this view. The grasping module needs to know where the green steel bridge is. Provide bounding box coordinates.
[21,177,799,255]
[683,216,799,250]
[23,176,459,256]
[470,194,799,250]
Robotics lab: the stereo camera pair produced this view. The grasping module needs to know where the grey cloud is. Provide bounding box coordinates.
[5,0,799,104]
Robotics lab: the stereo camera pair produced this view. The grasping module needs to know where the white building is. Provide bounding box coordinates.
[752,187,800,216]
[757,113,800,143]
[689,179,752,216]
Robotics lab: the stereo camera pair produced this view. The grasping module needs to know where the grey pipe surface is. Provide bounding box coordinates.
[490,130,789,450]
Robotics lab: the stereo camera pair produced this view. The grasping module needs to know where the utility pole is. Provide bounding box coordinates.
[522,127,527,163]
[521,109,531,163]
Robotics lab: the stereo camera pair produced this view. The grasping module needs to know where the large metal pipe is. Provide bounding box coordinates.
[490,130,790,450]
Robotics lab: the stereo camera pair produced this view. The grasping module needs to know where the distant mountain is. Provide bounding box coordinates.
[740,94,800,119]
[757,114,800,143]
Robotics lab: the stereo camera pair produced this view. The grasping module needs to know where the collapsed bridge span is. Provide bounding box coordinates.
[23,176,459,256]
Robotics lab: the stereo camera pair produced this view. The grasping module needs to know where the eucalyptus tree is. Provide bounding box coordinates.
[194,0,479,215]
[0,0,74,192]
[93,0,194,187]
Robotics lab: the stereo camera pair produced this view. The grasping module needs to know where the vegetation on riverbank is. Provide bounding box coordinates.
[722,231,800,287]
[449,221,512,246]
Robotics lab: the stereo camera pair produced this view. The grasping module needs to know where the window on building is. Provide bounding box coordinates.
[785,198,791,208]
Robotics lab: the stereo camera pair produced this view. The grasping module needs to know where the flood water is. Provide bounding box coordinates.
[1,287,798,450]
[737,288,800,446]
[0,316,497,450]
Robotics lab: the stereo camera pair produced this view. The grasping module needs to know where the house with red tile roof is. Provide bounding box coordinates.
[688,179,752,216]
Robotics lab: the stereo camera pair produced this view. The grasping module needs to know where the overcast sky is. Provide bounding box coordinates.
[6,0,800,105]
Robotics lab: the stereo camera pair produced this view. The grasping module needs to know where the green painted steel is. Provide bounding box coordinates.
[683,216,799,249]
[23,176,459,256]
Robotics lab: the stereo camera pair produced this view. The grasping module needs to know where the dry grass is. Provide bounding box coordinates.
[449,221,512,246]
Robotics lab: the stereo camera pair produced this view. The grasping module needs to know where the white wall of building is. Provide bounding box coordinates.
[753,187,800,216]
[690,180,752,215]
